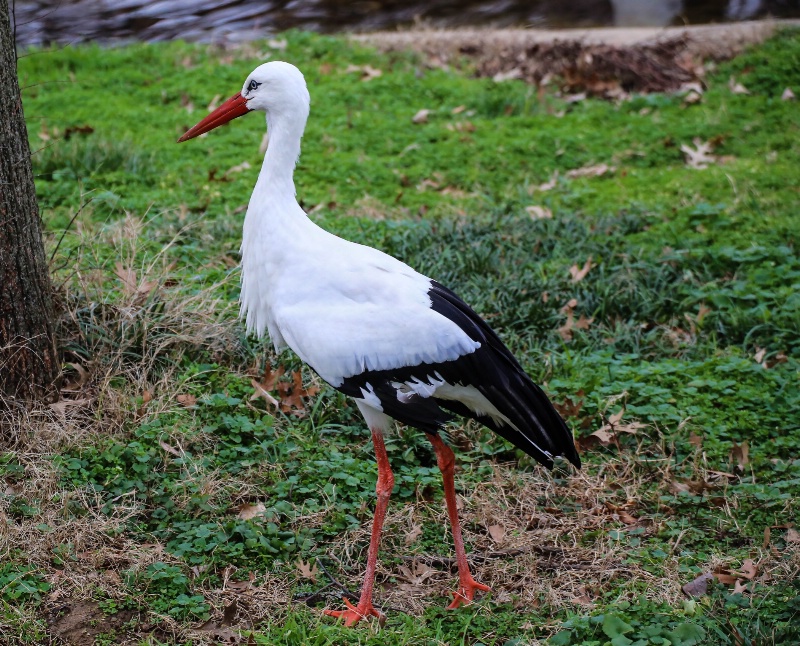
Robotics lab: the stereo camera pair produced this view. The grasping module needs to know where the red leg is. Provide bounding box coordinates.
[325,428,394,626]
[430,433,490,609]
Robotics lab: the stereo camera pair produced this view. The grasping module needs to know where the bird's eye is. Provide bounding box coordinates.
[247,80,261,92]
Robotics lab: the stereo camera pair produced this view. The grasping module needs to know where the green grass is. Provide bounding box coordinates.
[3,28,799,645]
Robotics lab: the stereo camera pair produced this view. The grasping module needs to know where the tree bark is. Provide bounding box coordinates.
[0,0,59,402]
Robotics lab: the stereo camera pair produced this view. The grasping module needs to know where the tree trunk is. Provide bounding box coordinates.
[0,0,59,402]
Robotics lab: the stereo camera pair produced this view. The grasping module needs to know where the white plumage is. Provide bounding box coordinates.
[178,60,579,627]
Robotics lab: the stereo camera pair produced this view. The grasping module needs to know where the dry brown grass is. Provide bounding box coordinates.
[0,212,257,643]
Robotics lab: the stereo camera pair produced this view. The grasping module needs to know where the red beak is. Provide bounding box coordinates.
[177,92,251,143]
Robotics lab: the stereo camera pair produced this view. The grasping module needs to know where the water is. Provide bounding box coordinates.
[11,0,800,48]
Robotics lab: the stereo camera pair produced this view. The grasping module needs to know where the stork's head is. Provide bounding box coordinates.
[177,61,310,143]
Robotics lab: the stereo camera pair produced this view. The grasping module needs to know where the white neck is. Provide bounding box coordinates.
[255,109,307,200]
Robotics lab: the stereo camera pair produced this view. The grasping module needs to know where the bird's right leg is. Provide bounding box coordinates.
[324,427,394,627]
[430,432,490,609]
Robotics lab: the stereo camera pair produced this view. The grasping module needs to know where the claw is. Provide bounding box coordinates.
[324,597,384,627]
[447,578,491,609]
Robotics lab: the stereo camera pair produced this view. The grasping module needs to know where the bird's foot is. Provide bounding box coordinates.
[447,577,491,609]
[324,597,384,627]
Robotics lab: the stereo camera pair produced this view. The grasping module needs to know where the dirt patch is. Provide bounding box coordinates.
[47,599,139,645]
[355,20,800,95]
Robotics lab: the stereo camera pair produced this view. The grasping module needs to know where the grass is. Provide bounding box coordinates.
[1,27,798,645]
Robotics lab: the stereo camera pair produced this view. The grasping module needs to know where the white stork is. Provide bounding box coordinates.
[178,61,580,627]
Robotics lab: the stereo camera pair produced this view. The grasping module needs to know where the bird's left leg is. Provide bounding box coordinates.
[429,432,490,609]
[324,427,394,626]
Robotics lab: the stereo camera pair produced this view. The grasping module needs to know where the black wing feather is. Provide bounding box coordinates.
[336,281,580,470]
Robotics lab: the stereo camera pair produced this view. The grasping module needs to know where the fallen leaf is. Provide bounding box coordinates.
[554,392,584,419]
[488,524,505,544]
[569,257,594,283]
[405,524,423,546]
[451,105,466,114]
[681,138,716,169]
[412,109,431,124]
[564,92,587,104]
[397,560,438,584]
[739,559,757,580]
[159,440,181,457]
[786,528,800,543]
[689,432,703,448]
[237,502,266,521]
[733,580,748,594]
[526,205,552,220]
[682,572,714,597]
[731,441,749,472]
[590,427,614,445]
[63,362,90,390]
[729,76,750,95]
[49,398,91,419]
[532,172,559,192]
[669,480,691,495]
[565,163,615,179]
[345,64,382,81]
[225,161,251,176]
[782,87,796,101]
[176,393,197,408]
[296,559,318,582]
[222,599,238,626]
[267,38,287,50]
[227,571,256,591]
[492,68,522,82]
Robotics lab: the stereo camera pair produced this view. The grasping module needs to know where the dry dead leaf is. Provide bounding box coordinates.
[345,64,382,81]
[267,38,287,50]
[739,559,757,580]
[728,77,750,95]
[487,524,505,544]
[569,257,594,283]
[785,528,800,543]
[225,161,251,176]
[526,205,552,220]
[532,172,559,192]
[405,524,423,546]
[713,570,738,586]
[731,441,750,471]
[689,432,703,448]
[782,87,796,101]
[63,362,90,391]
[733,580,748,594]
[412,109,431,124]
[159,440,181,457]
[565,163,615,179]
[237,502,266,521]
[451,105,466,114]
[682,572,714,597]
[681,138,716,169]
[492,68,522,82]
[397,560,438,585]
[49,398,91,419]
[176,393,197,408]
[296,559,318,582]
